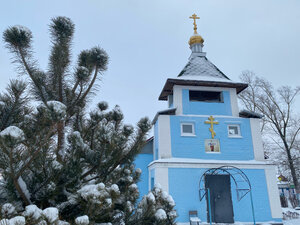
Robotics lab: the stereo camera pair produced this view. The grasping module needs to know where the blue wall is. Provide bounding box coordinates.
[169,116,254,160]
[168,168,282,223]
[135,154,153,201]
[182,89,232,116]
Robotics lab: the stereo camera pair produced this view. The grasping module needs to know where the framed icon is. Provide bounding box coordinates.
[205,139,220,153]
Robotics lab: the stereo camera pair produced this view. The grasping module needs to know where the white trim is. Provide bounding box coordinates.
[149,158,274,170]
[264,167,283,219]
[230,88,239,117]
[158,116,172,159]
[173,85,183,114]
[148,169,152,191]
[175,85,235,92]
[155,167,169,193]
[168,114,240,119]
[250,118,265,161]
[227,124,241,137]
[224,121,242,124]
[181,123,195,136]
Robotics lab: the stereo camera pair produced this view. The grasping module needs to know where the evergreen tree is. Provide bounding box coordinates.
[0,17,177,224]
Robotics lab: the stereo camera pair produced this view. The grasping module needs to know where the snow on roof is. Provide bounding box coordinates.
[176,75,237,83]
[158,53,248,101]
[178,55,230,81]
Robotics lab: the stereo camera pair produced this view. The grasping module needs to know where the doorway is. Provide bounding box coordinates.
[205,175,234,223]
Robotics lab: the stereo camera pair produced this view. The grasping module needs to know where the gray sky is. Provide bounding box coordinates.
[1,0,300,128]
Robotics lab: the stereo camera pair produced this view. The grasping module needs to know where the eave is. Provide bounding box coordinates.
[158,78,248,101]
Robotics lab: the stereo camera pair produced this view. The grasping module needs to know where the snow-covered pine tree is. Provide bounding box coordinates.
[128,184,177,225]
[0,17,177,224]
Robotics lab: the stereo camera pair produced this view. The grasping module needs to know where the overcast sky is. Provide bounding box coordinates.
[1,0,300,129]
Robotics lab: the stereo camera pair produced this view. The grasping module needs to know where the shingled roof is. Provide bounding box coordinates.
[178,55,230,81]
[159,53,248,100]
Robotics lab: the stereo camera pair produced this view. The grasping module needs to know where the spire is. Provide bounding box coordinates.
[188,13,205,55]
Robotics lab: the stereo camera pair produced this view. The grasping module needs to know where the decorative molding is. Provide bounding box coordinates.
[173,85,183,114]
[149,159,275,170]
[155,167,169,193]
[158,116,172,159]
[250,118,265,161]
[230,88,239,117]
[265,168,283,219]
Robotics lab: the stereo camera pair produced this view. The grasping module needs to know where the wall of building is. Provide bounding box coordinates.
[182,89,232,116]
[168,167,282,223]
[134,154,153,201]
[172,85,240,117]
[169,116,254,160]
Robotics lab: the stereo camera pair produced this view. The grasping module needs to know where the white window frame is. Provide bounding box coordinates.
[181,123,195,136]
[227,124,242,138]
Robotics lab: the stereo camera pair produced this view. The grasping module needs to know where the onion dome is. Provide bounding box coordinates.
[189,34,204,45]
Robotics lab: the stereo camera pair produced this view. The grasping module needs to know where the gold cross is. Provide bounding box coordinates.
[189,13,200,34]
[205,116,219,139]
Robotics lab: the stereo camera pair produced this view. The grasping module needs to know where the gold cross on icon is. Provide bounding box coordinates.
[205,116,219,139]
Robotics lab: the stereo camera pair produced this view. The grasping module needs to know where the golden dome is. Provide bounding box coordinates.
[189,34,204,45]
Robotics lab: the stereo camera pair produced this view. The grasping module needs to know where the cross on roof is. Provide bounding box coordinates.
[205,116,219,139]
[189,13,200,34]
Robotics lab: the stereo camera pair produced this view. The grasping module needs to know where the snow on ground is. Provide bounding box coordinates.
[284,218,300,225]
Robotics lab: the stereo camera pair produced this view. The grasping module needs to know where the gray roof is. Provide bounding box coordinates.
[152,108,176,124]
[158,46,248,100]
[178,55,230,81]
[239,110,263,119]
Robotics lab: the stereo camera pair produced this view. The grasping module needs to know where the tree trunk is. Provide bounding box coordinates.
[14,178,30,206]
[286,148,300,193]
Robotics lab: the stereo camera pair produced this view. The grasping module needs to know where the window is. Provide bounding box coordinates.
[189,90,223,102]
[181,123,195,136]
[228,125,241,137]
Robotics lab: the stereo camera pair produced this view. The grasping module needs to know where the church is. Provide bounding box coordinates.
[135,14,283,225]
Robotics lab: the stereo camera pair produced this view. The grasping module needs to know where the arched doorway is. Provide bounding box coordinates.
[198,166,256,225]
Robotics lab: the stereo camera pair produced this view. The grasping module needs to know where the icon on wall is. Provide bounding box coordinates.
[205,139,220,152]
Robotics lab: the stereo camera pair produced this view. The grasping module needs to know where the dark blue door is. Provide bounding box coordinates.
[205,175,234,223]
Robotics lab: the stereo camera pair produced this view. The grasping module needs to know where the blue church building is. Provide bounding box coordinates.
[135,15,282,224]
